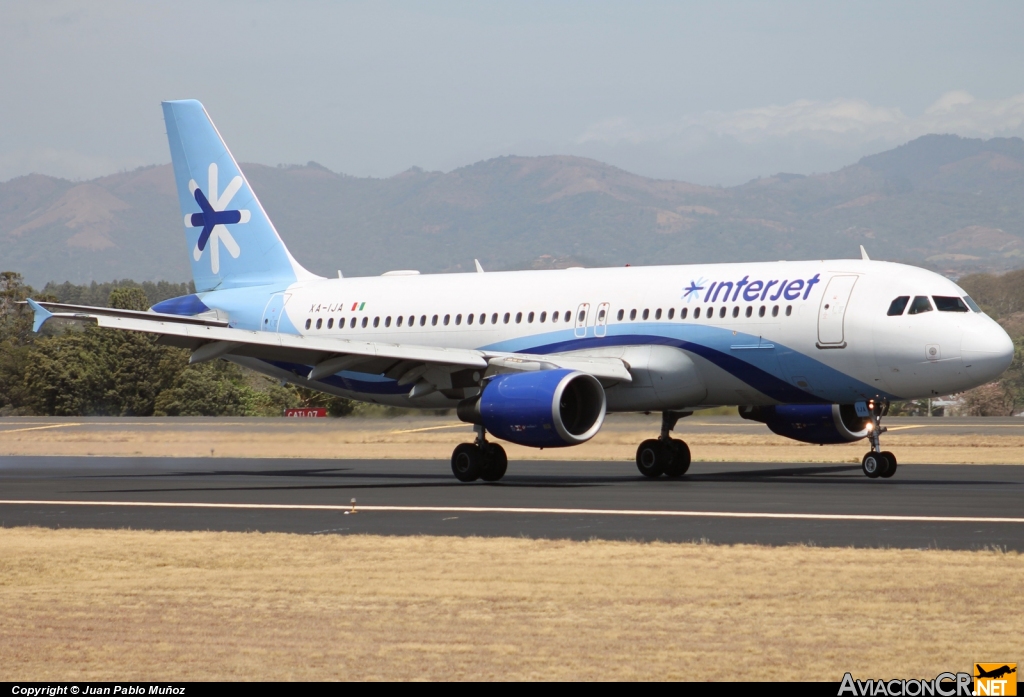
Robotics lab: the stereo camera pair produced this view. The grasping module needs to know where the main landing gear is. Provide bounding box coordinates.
[861,400,897,479]
[636,411,692,479]
[451,425,508,483]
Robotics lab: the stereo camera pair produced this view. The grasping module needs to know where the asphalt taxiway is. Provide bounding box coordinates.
[1,456,1022,549]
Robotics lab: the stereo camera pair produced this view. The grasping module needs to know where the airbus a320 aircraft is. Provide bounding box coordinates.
[27,100,1015,482]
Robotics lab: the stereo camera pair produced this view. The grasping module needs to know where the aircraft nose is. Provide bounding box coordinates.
[961,321,1015,383]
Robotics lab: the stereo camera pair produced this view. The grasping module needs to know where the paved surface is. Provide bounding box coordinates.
[1,456,1022,549]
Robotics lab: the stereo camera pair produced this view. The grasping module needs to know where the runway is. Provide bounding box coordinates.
[1,456,1023,549]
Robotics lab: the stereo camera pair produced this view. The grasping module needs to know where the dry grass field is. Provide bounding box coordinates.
[1,527,1021,681]
[1,415,1023,464]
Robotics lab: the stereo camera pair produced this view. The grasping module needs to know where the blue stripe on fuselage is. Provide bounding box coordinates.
[260,322,893,402]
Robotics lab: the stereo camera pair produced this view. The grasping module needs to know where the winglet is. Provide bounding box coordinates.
[474,259,485,273]
[26,298,53,333]
[860,245,870,261]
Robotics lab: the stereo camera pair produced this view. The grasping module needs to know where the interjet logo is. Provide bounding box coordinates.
[185,163,251,274]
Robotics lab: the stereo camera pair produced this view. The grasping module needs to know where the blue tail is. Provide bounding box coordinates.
[162,100,318,292]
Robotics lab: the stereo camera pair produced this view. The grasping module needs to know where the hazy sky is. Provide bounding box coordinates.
[3,1,1024,185]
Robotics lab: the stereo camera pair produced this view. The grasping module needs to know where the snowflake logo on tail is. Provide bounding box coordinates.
[184,163,251,273]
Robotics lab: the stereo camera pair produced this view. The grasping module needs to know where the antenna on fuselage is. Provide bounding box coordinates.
[474,259,485,273]
[860,245,870,261]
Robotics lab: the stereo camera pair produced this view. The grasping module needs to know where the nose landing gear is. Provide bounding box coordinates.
[636,411,692,478]
[451,425,508,482]
[861,401,897,479]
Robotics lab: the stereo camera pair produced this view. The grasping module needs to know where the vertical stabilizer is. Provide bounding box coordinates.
[162,100,319,292]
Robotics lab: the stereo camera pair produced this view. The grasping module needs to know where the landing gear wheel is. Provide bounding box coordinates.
[663,438,691,477]
[862,452,884,479]
[452,443,483,482]
[636,439,670,478]
[879,451,898,478]
[480,443,508,482]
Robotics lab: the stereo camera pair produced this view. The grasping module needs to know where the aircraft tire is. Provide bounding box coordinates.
[879,451,898,478]
[636,439,669,478]
[663,439,691,477]
[480,443,509,482]
[861,452,884,479]
[452,443,483,482]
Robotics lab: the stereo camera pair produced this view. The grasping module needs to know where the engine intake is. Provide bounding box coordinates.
[739,404,871,445]
[458,369,606,448]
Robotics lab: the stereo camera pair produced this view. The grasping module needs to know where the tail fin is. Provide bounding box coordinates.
[162,100,318,292]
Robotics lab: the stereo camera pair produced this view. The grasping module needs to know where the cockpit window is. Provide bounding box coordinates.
[887,296,909,316]
[933,296,968,312]
[908,296,933,315]
[963,296,982,313]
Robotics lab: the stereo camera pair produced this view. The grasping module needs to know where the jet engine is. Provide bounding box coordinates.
[458,369,606,448]
[739,404,871,445]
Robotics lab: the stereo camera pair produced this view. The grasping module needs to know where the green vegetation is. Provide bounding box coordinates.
[0,272,348,417]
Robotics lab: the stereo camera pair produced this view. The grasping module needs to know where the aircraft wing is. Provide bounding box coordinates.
[25,300,631,386]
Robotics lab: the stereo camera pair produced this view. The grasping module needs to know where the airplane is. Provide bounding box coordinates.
[25,100,1015,483]
[976,665,1016,680]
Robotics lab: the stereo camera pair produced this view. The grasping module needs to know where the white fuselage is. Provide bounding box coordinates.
[214,258,1013,411]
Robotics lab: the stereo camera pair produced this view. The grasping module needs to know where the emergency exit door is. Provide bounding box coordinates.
[817,276,857,347]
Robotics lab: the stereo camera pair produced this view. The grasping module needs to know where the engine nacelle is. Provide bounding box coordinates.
[739,404,871,445]
[458,369,606,448]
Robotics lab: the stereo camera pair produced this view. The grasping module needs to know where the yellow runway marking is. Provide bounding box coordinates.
[1,499,1022,525]
[0,423,83,435]
[885,425,927,432]
[390,423,468,434]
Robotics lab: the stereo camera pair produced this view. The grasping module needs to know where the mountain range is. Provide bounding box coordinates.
[3,133,1024,287]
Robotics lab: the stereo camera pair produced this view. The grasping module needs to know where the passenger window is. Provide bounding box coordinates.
[933,296,968,312]
[785,306,792,316]
[552,311,560,323]
[719,307,726,318]
[759,306,766,317]
[409,315,415,326]
[655,308,662,320]
[432,315,438,326]
[668,308,674,320]
[503,312,510,324]
[362,317,368,328]
[516,312,523,324]
[680,308,687,319]
[772,306,779,317]
[492,313,498,324]
[887,296,910,316]
[328,318,334,329]
[564,311,571,322]
[528,311,535,323]
[732,307,739,318]
[373,317,379,328]
[396,316,403,327]
[420,315,426,326]
[467,313,474,325]
[443,314,450,326]
[456,314,462,325]
[694,308,701,319]
[540,311,547,323]
[617,309,624,321]
[908,296,933,315]
[316,318,323,329]
[350,318,357,328]
[745,306,752,318]
[384,316,391,327]
[642,309,650,320]
[305,318,311,330]
[630,309,637,320]
[963,296,982,313]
